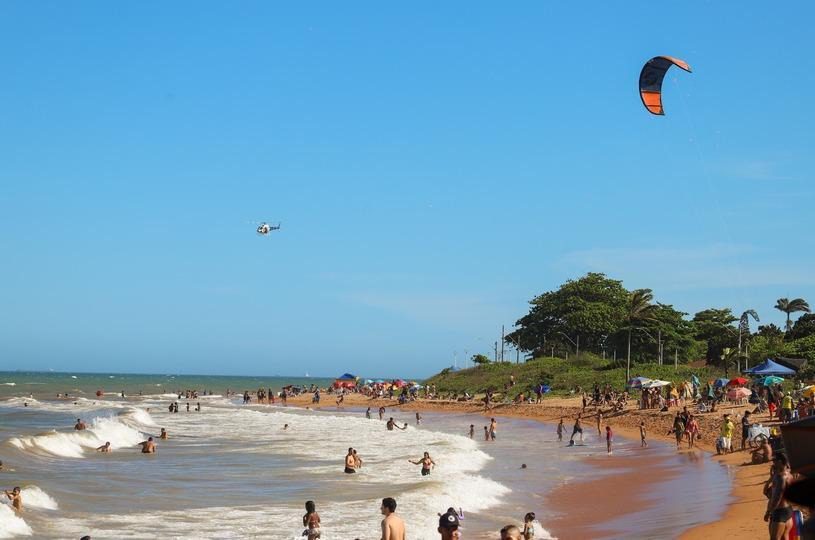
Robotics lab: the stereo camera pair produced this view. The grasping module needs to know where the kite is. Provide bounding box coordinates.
[639,56,691,115]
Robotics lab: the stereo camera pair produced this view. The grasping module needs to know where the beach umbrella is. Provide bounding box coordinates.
[727,387,751,400]
[728,377,748,386]
[713,378,730,388]
[627,376,651,388]
[642,380,670,388]
[761,376,785,386]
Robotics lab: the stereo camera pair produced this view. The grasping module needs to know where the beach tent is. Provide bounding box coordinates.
[713,378,730,388]
[333,373,358,389]
[627,376,651,388]
[744,359,796,376]
[728,377,748,386]
[760,376,785,386]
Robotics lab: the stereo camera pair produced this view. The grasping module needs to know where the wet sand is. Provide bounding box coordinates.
[288,392,767,539]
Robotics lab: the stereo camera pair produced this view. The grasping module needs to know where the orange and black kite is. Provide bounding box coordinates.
[639,56,691,115]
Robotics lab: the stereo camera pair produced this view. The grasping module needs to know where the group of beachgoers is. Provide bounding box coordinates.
[299,498,538,540]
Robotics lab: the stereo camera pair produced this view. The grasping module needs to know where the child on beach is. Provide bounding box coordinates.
[302,500,321,539]
[522,512,536,539]
[557,418,564,442]
[484,426,490,441]
[639,421,647,447]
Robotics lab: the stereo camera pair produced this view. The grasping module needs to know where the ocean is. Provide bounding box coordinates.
[0,371,732,539]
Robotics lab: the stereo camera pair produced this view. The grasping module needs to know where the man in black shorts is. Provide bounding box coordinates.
[569,415,583,445]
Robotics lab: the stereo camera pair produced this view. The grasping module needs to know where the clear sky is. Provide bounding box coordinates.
[1,2,813,378]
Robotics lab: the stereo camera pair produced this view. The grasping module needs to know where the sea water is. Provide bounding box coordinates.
[0,372,731,539]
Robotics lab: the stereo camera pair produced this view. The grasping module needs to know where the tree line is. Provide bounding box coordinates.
[503,273,814,380]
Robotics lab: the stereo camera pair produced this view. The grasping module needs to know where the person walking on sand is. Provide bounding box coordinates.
[344,448,356,474]
[4,486,21,512]
[639,421,647,448]
[765,454,793,539]
[409,451,436,476]
[302,500,321,540]
[380,497,405,540]
[557,418,564,442]
[605,426,613,454]
[720,414,734,454]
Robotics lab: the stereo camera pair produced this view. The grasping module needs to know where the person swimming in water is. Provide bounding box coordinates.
[409,451,436,476]
[96,442,111,453]
[139,437,156,454]
[159,428,168,440]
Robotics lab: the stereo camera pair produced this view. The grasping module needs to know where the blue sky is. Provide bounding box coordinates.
[1,2,813,378]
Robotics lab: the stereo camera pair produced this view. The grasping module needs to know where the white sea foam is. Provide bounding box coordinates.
[0,504,31,538]
[9,416,146,458]
[1,383,15,387]
[19,487,58,511]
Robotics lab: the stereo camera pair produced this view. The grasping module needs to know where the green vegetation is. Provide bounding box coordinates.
[501,273,814,376]
[426,354,723,399]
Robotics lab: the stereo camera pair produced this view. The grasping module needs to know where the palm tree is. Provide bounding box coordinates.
[624,289,659,381]
[774,298,811,332]
[737,309,759,372]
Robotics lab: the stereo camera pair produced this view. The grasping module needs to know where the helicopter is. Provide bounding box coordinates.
[256,222,281,235]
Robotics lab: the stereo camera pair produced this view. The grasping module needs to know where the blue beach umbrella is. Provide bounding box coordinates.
[761,376,785,386]
[713,378,730,388]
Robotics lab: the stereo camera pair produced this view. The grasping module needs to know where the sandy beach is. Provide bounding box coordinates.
[289,392,769,539]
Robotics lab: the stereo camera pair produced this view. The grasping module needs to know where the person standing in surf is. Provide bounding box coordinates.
[569,415,583,445]
[557,418,564,442]
[468,424,474,439]
[380,497,405,540]
[302,500,321,539]
[605,426,613,454]
[344,448,356,474]
[489,418,497,441]
[409,452,436,476]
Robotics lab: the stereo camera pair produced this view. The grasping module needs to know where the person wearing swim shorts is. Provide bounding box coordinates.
[302,500,321,539]
[344,448,356,474]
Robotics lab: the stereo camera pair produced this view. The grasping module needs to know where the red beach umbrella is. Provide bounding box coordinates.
[728,377,748,386]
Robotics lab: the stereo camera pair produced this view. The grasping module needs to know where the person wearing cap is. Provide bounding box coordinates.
[720,414,734,454]
[437,510,459,539]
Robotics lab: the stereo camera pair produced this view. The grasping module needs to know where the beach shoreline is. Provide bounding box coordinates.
[287,392,767,539]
